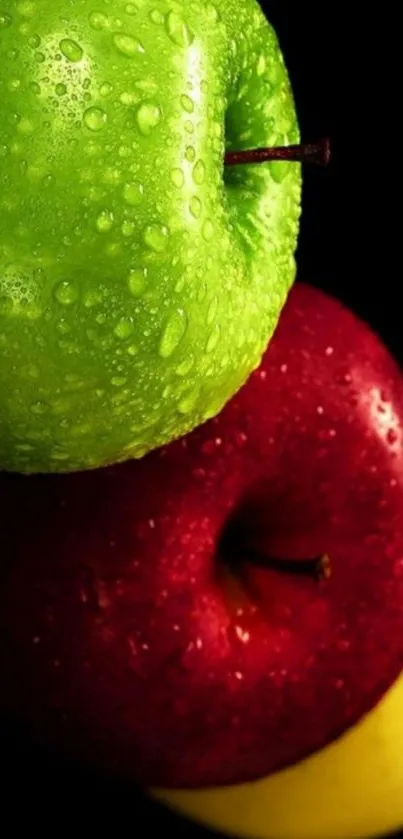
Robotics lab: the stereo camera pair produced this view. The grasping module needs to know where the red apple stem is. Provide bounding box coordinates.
[225,138,331,168]
[239,552,332,582]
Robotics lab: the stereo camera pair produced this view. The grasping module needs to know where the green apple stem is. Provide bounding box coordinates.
[225,138,331,168]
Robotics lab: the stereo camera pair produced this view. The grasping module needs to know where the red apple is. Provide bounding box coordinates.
[1,282,403,788]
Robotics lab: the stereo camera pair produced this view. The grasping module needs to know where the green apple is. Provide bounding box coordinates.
[0,0,301,473]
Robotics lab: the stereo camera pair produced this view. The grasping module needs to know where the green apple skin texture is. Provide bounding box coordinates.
[0,0,301,473]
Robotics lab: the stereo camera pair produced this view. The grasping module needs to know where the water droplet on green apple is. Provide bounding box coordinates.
[270,161,291,184]
[189,196,202,218]
[84,106,108,132]
[136,101,161,135]
[114,318,134,340]
[178,385,200,414]
[206,323,220,352]
[0,13,12,28]
[149,8,164,23]
[122,181,144,205]
[202,219,214,241]
[84,289,103,308]
[128,267,147,297]
[181,94,194,113]
[121,220,135,237]
[127,343,138,356]
[31,400,48,415]
[171,167,185,188]
[89,11,109,30]
[100,81,113,97]
[28,33,40,47]
[165,10,194,47]
[59,38,83,63]
[159,308,187,358]
[113,33,144,57]
[207,296,218,325]
[192,159,205,185]
[176,355,194,376]
[143,224,169,252]
[96,209,114,232]
[185,145,196,162]
[54,280,79,306]
[55,82,67,96]
[205,3,220,22]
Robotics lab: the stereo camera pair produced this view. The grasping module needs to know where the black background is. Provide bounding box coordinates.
[2,1,401,837]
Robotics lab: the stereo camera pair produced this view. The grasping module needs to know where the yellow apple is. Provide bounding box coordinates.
[153,672,403,839]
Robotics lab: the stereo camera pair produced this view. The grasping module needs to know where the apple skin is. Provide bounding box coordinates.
[1,282,403,788]
[0,0,301,474]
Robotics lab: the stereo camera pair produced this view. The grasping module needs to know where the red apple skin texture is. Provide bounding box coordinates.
[1,282,403,789]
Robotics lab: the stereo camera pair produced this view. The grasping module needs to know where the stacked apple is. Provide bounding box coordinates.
[1,0,403,795]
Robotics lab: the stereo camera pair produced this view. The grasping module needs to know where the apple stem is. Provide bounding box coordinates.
[225,138,331,168]
[246,552,332,581]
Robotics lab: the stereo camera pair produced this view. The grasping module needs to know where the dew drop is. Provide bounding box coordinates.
[59,38,83,63]
[178,386,200,414]
[84,106,108,132]
[205,3,220,22]
[31,400,48,415]
[84,290,103,308]
[189,196,202,218]
[270,161,291,184]
[159,309,187,358]
[165,10,194,47]
[185,145,196,163]
[171,167,185,188]
[176,355,195,376]
[143,223,169,252]
[0,13,12,28]
[181,94,194,113]
[54,280,79,306]
[96,209,114,232]
[202,219,214,241]
[149,8,164,23]
[136,102,161,135]
[100,81,113,97]
[89,11,109,30]
[113,32,144,57]
[206,323,220,352]
[257,54,266,76]
[193,159,206,185]
[207,295,218,325]
[114,318,134,339]
[128,267,147,297]
[122,181,144,205]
